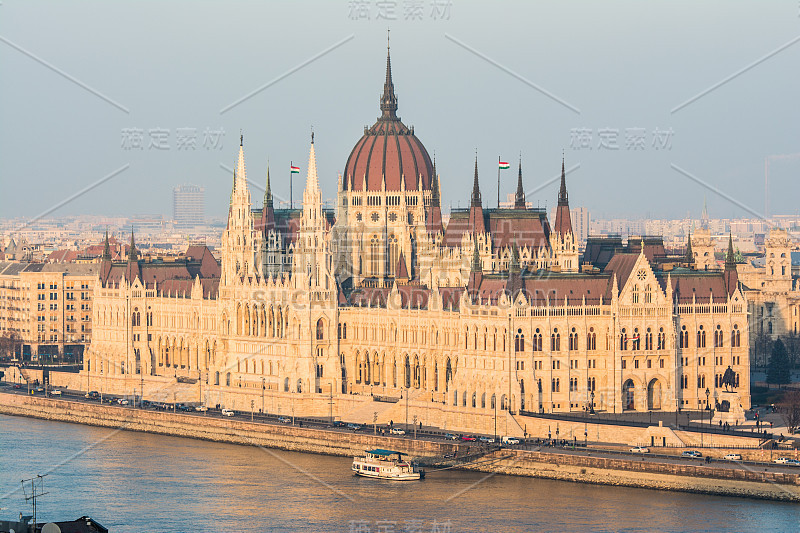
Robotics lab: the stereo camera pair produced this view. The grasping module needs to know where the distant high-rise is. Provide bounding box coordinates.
[173,184,205,227]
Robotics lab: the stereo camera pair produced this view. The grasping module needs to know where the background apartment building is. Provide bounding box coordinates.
[0,262,97,364]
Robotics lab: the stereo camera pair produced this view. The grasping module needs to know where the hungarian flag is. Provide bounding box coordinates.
[499,161,510,169]
[290,165,300,174]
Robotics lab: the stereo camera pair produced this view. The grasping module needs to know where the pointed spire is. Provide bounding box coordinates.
[558,154,568,206]
[305,136,320,194]
[102,230,111,261]
[514,157,526,209]
[471,234,482,273]
[684,231,694,264]
[725,233,735,269]
[471,156,481,207]
[235,137,248,192]
[379,30,399,121]
[128,230,137,262]
[264,163,273,208]
[553,154,573,236]
[509,244,520,274]
[431,155,440,207]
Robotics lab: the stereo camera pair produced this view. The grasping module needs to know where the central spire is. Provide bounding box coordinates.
[379,30,399,121]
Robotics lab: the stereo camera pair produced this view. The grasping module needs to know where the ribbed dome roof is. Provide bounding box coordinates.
[343,45,433,192]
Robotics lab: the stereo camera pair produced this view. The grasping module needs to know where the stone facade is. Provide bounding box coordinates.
[81,48,751,425]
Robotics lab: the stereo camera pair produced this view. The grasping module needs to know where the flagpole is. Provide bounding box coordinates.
[497,155,501,208]
[290,160,293,209]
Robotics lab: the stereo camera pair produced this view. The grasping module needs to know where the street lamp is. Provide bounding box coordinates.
[590,390,595,414]
[705,387,710,429]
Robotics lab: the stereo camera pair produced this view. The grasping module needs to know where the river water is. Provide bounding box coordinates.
[0,415,798,532]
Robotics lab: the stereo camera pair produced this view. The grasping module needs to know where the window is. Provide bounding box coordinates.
[316,318,324,340]
[587,328,596,351]
[731,325,740,347]
[533,329,542,351]
[515,329,525,352]
[551,378,560,392]
[657,327,665,350]
[569,328,578,351]
[679,326,688,349]
[714,325,723,348]
[620,328,628,351]
[632,328,640,350]
[551,328,560,351]
[645,328,653,350]
[697,326,706,348]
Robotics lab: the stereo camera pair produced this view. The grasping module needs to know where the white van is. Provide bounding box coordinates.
[501,436,520,445]
[221,408,235,417]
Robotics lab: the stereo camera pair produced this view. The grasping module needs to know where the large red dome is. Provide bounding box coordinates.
[343,48,433,192]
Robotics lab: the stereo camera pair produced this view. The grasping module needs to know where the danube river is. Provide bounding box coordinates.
[1,415,798,532]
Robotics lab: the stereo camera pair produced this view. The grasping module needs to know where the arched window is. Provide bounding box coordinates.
[620,328,628,351]
[632,328,641,350]
[658,327,666,350]
[679,326,688,349]
[551,328,560,351]
[732,325,741,347]
[645,328,653,350]
[214,371,220,385]
[697,326,706,348]
[587,328,596,351]
[316,318,324,340]
[515,329,525,352]
[226,372,231,386]
[569,328,578,351]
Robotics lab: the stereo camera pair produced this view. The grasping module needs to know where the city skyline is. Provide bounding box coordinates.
[1,2,799,222]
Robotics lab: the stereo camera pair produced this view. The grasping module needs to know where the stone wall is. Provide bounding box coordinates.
[465,449,800,502]
[1,392,797,502]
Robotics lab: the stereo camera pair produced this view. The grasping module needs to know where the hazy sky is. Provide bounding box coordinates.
[1,1,799,221]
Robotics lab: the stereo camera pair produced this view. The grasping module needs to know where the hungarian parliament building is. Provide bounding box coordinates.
[84,47,750,427]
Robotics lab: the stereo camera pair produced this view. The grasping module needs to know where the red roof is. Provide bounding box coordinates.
[344,120,433,192]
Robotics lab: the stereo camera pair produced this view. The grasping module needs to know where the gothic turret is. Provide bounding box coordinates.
[724,233,738,295]
[380,35,399,121]
[425,156,443,236]
[221,135,257,284]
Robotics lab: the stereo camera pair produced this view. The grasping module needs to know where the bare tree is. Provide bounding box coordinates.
[778,389,800,435]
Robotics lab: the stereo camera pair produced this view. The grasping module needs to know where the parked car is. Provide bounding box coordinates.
[332,420,345,427]
[630,446,649,454]
[117,398,129,405]
[501,436,520,445]
[13,384,22,389]
[85,391,99,400]
[444,433,458,441]
[179,404,195,412]
[785,459,800,467]
[221,408,235,417]
[390,427,406,435]
[195,405,208,412]
[346,423,362,431]
[50,389,62,396]
[682,450,703,458]
[278,416,292,424]
[723,453,742,461]
[773,457,791,464]
[479,436,495,443]
[34,387,44,394]
[461,435,477,442]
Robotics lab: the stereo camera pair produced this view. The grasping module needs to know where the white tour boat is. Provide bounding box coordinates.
[352,449,425,480]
